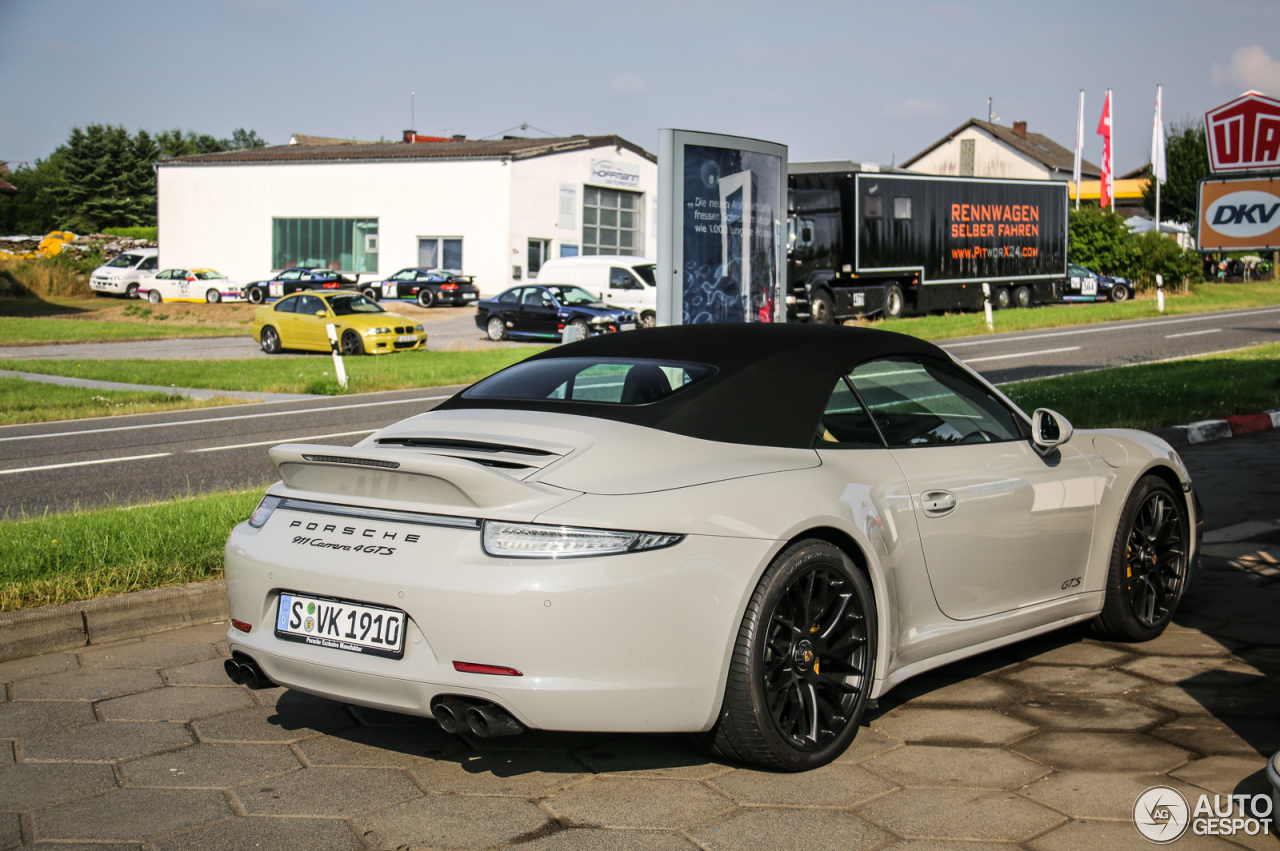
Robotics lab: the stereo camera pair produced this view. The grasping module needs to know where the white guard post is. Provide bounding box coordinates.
[982,282,994,331]
[325,323,349,388]
[1156,274,1165,312]
[561,324,581,344]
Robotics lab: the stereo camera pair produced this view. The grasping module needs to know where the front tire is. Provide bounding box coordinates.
[1110,283,1130,302]
[569,318,590,341]
[260,326,282,354]
[206,289,221,304]
[994,287,1011,310]
[1093,476,1190,642]
[340,329,365,356]
[810,290,834,325]
[884,284,905,318]
[640,310,657,328]
[1013,285,1031,308]
[486,315,507,341]
[417,288,436,308]
[703,540,876,771]
[147,289,162,304]
[248,287,265,305]
[125,282,139,300]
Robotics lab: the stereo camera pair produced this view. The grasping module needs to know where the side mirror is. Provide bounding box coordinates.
[1031,408,1074,455]
[315,310,328,317]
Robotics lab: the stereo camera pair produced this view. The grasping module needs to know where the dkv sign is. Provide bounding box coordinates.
[1198,178,1280,250]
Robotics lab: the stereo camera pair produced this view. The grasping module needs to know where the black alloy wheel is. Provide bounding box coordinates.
[704,540,876,771]
[206,289,221,304]
[1094,475,1189,642]
[1013,285,1031,308]
[417,288,436,308]
[486,315,507,341]
[248,287,265,304]
[810,290,834,325]
[340,328,365,356]
[260,326,282,354]
[884,284,905,318]
[1110,283,1130,302]
[995,287,1012,310]
[125,282,139,299]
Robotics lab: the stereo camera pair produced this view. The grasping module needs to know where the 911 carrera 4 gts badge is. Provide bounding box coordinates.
[286,519,421,555]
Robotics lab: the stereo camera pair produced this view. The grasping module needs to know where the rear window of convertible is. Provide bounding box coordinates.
[464,357,717,405]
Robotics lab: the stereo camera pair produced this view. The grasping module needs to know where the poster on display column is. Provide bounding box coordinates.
[656,131,787,325]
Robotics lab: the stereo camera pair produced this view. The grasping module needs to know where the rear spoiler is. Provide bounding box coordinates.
[267,443,576,511]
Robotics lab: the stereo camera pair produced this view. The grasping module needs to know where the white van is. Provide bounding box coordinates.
[89,248,160,299]
[533,255,657,326]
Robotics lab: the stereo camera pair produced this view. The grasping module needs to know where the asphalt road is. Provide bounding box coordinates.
[2,305,1278,516]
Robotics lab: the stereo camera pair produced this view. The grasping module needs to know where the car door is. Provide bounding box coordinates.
[291,294,330,350]
[271,269,302,298]
[847,356,1097,621]
[382,269,413,300]
[604,266,645,310]
[171,270,195,302]
[520,287,559,336]
[269,295,300,346]
[144,269,170,299]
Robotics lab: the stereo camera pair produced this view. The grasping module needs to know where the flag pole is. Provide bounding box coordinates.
[1154,84,1162,233]
[1073,90,1084,210]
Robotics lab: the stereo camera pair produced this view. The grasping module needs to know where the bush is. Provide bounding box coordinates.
[1068,206,1137,275]
[1129,231,1202,290]
[0,256,94,298]
[102,226,158,240]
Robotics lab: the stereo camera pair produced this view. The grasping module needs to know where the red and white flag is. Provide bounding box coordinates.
[1097,90,1113,210]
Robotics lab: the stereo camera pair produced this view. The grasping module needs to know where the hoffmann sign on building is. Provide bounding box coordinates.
[1198,91,1280,251]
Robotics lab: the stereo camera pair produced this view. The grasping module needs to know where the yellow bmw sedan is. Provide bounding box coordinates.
[251,291,426,355]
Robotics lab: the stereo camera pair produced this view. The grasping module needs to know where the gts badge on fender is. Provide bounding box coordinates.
[1061,576,1082,590]
[287,519,420,556]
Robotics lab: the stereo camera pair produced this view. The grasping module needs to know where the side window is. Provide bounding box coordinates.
[280,270,301,281]
[393,270,415,281]
[893,197,912,220]
[610,267,643,290]
[498,288,520,304]
[848,357,1023,447]
[863,195,883,219]
[814,378,883,449]
[139,257,158,271]
[274,297,297,313]
[295,295,324,314]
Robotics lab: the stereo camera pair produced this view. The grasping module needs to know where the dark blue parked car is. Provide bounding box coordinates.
[476,285,639,342]
[1065,263,1132,303]
[360,268,480,307]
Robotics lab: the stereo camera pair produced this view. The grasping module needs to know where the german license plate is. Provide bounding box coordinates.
[397,334,417,343]
[275,592,406,659]
[620,323,636,331]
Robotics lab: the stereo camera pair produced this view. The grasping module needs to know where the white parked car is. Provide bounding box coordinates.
[223,324,1200,771]
[142,268,244,303]
[534,255,657,327]
[89,248,159,299]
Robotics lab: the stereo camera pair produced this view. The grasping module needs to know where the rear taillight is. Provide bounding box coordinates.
[323,282,340,289]
[441,283,458,290]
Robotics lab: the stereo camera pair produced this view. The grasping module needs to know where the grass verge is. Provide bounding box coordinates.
[861,281,1280,341]
[1002,342,1280,431]
[6,343,1277,611]
[0,347,548,396]
[0,315,247,344]
[0,378,252,426]
[0,489,262,611]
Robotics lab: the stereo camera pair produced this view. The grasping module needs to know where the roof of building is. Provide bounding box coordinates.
[158,134,656,166]
[789,160,908,175]
[902,119,1101,178]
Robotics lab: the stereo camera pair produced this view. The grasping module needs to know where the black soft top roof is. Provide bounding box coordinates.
[436,324,947,448]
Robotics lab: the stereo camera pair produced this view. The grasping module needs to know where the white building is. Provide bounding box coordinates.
[156,135,658,294]
[902,119,1100,182]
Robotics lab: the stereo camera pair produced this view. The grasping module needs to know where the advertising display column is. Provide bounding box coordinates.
[656,130,787,325]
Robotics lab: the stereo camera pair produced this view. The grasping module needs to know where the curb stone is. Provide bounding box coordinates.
[0,579,228,662]
[1153,410,1280,448]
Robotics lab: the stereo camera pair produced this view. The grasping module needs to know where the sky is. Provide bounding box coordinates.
[4,0,1280,174]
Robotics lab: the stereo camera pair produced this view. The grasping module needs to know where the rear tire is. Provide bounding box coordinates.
[147,289,162,304]
[486,315,507,341]
[206,289,221,304]
[1013,285,1031,308]
[248,287,265,305]
[417,288,436,308]
[1092,475,1190,642]
[994,287,1011,310]
[884,284,905,318]
[701,540,876,771]
[810,290,834,325]
[260,326,282,354]
[1110,283,1130,302]
[361,287,379,301]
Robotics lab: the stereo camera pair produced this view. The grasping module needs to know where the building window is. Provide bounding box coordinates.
[560,244,579,258]
[583,186,642,256]
[960,139,975,176]
[894,197,912,220]
[419,237,463,271]
[272,218,378,273]
[528,239,551,278]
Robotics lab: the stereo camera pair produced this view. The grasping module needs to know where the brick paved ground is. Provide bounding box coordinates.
[1,432,1277,850]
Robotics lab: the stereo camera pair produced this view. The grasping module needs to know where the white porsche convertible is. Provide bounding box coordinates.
[224,324,1201,771]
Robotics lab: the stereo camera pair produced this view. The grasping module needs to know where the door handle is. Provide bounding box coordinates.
[921,490,957,517]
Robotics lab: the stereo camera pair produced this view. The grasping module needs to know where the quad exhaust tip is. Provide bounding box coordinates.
[223,654,274,690]
[430,695,523,738]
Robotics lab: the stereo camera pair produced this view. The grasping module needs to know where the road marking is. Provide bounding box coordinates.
[0,395,453,443]
[190,430,376,453]
[1165,328,1223,339]
[941,306,1280,349]
[994,344,1263,385]
[965,346,1080,364]
[0,452,171,475]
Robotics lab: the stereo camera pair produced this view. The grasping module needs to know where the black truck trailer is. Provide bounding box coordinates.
[786,164,1069,322]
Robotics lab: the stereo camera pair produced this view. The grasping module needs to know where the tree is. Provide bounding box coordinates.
[1068,206,1137,275]
[1142,119,1209,235]
[155,127,268,158]
[230,128,268,150]
[0,154,67,234]
[51,124,161,231]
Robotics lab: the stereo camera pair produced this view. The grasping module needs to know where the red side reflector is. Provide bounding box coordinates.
[231,619,252,633]
[453,661,522,676]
